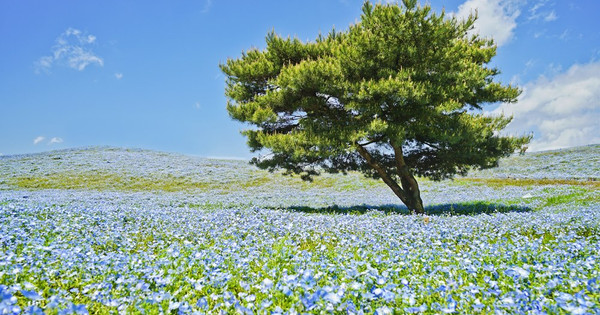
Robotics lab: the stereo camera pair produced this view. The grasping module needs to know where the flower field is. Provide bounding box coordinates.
[1,146,599,314]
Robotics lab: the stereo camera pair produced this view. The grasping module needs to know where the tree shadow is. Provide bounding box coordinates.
[282,201,532,216]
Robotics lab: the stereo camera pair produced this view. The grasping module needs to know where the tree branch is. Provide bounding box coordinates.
[418,140,443,150]
[355,143,410,204]
[357,136,385,147]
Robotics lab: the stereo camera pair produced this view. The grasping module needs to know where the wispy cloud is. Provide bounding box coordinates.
[195,102,202,109]
[528,0,547,19]
[509,59,537,85]
[35,28,103,73]
[33,136,45,145]
[201,0,212,13]
[115,73,123,79]
[558,29,570,41]
[543,10,557,22]
[454,0,522,47]
[49,137,64,145]
[593,49,600,62]
[494,62,600,151]
[528,0,557,22]
[33,136,64,145]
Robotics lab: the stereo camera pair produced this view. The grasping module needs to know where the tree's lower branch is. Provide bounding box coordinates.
[421,140,443,150]
[357,136,384,147]
[355,143,410,204]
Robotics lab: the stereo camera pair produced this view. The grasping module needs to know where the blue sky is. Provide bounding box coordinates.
[1,0,599,158]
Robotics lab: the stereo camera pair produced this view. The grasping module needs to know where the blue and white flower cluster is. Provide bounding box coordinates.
[1,190,598,313]
[0,146,598,313]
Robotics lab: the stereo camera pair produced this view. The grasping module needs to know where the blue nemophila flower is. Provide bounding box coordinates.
[374,305,393,314]
[58,304,89,315]
[372,287,383,297]
[324,292,341,304]
[196,297,208,309]
[260,278,274,293]
[505,266,530,279]
[25,305,45,314]
[439,301,456,313]
[245,294,256,303]
[20,290,42,300]
[405,303,427,313]
[260,299,273,309]
[560,304,588,315]
[1,146,599,313]
[168,301,181,311]
[0,289,19,315]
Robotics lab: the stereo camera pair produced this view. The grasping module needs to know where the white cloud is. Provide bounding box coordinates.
[115,73,123,79]
[544,11,557,22]
[33,136,45,145]
[510,59,537,84]
[201,0,212,13]
[49,137,64,145]
[558,29,570,40]
[593,49,600,62]
[528,0,547,19]
[493,62,600,151]
[545,63,563,76]
[528,0,557,22]
[533,30,545,38]
[454,0,522,47]
[36,56,53,70]
[195,102,201,109]
[35,28,103,73]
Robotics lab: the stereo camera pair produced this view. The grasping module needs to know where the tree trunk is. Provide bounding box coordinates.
[356,143,425,214]
[392,143,425,214]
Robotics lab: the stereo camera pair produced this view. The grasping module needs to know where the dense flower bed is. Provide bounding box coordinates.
[1,147,598,313]
[1,190,599,314]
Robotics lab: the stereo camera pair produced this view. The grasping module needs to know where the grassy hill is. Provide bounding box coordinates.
[1,145,598,211]
[0,145,599,313]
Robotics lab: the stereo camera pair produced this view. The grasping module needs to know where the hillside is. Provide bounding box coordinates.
[1,145,598,211]
[468,144,600,180]
[1,146,599,313]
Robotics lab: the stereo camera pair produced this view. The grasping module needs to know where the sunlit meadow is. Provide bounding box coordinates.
[1,145,599,314]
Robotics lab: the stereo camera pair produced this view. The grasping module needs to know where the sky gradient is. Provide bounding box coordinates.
[1,0,599,158]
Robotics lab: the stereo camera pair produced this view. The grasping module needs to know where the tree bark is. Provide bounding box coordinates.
[391,142,424,214]
[355,143,425,214]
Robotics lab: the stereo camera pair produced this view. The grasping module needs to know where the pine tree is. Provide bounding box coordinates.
[220,0,531,213]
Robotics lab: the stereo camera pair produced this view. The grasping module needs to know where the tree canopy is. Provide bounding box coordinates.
[220,0,531,213]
